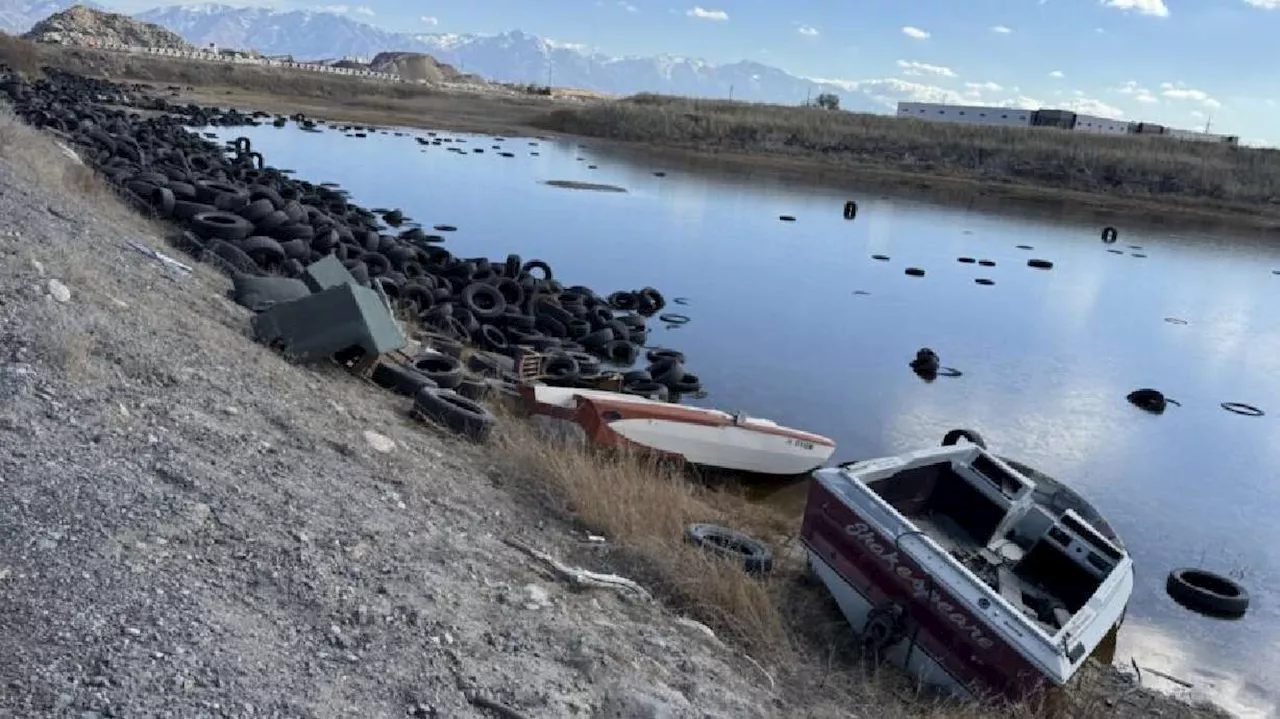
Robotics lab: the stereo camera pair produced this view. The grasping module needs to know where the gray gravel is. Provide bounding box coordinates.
[0,131,778,718]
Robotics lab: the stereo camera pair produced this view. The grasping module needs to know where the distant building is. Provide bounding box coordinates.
[896,101,1238,146]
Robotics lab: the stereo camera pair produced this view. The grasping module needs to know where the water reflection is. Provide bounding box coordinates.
[209,123,1280,717]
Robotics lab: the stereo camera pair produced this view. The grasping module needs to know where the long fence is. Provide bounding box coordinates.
[59,40,408,83]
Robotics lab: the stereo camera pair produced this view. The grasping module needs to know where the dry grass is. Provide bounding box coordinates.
[491,416,1035,717]
[536,93,1280,210]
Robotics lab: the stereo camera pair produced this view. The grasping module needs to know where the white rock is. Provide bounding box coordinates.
[524,583,552,609]
[363,430,395,453]
[46,279,71,303]
[30,259,44,275]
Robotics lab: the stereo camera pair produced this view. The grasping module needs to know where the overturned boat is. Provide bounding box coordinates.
[520,384,837,476]
[800,430,1133,702]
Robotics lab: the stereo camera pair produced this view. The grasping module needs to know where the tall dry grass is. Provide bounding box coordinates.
[535,94,1280,209]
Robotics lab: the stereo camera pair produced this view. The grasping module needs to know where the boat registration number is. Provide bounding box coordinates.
[787,438,816,451]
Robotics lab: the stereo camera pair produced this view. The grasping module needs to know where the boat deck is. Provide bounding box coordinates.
[910,512,1073,633]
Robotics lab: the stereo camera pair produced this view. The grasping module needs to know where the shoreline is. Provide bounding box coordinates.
[0,54,1242,717]
[155,88,1280,235]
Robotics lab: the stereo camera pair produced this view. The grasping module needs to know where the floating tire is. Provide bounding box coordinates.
[843,200,858,220]
[871,254,890,261]
[978,260,996,267]
[1127,388,1170,415]
[779,215,796,222]
[685,523,774,575]
[658,313,691,325]
[941,428,987,449]
[975,278,995,286]
[1027,259,1054,269]
[1221,402,1264,417]
[1101,226,1119,243]
[412,387,496,442]
[958,257,976,264]
[1165,568,1249,618]
[904,267,925,277]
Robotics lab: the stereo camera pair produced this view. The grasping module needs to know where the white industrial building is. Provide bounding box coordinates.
[896,102,1032,128]
[895,101,1237,145]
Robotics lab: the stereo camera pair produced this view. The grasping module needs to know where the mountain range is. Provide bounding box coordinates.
[0,1,882,110]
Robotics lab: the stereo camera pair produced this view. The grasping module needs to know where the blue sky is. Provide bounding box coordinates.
[121,0,1280,144]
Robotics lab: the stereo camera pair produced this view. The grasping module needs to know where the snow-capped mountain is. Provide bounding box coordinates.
[132,4,870,107]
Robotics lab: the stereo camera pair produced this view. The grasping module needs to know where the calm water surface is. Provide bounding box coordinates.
[210,123,1280,718]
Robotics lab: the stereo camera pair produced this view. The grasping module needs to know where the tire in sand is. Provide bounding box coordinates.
[685,523,774,575]
[412,387,496,442]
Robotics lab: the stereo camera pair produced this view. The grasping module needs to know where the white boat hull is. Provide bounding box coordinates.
[608,417,837,475]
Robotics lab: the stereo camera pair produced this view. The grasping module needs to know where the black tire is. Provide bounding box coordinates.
[646,348,685,364]
[238,199,275,224]
[462,282,507,320]
[669,373,702,394]
[1028,259,1054,269]
[411,353,464,389]
[843,200,857,219]
[542,353,580,382]
[1127,388,1169,414]
[978,260,996,267]
[941,428,987,449]
[173,200,216,221]
[779,215,796,222]
[456,376,489,400]
[871,254,890,261]
[685,523,774,575]
[191,211,255,241]
[1101,226,1118,243]
[957,257,976,264]
[601,340,638,365]
[521,259,553,281]
[371,361,439,396]
[622,379,668,401]
[658,313,691,325]
[1166,568,1249,618]
[239,236,287,267]
[904,267,925,277]
[413,387,495,442]
[1221,402,1264,417]
[975,279,995,286]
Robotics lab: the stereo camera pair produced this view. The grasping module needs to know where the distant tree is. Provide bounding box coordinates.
[814,92,840,110]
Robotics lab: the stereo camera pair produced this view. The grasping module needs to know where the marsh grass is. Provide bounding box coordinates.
[536,93,1280,209]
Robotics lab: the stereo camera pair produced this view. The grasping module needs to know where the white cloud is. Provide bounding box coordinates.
[815,76,1042,112]
[1244,0,1280,8]
[1159,82,1222,108]
[317,4,374,15]
[420,16,438,25]
[1048,70,1064,78]
[896,60,956,78]
[1116,80,1159,103]
[990,25,1012,33]
[1100,0,1169,17]
[797,24,819,37]
[901,26,930,39]
[965,81,1003,93]
[618,1,638,11]
[1060,97,1126,117]
[686,6,728,21]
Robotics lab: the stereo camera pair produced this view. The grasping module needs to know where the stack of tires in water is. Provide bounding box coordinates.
[0,68,706,420]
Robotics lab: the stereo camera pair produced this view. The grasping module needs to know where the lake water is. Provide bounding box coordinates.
[209,122,1279,718]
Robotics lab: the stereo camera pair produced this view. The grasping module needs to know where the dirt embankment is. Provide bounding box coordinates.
[0,112,778,718]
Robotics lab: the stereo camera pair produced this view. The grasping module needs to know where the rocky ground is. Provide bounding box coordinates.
[0,117,777,719]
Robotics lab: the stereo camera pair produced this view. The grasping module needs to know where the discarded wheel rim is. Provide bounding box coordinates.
[1221,402,1264,417]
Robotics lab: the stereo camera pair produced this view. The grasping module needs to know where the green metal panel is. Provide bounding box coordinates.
[251,282,407,363]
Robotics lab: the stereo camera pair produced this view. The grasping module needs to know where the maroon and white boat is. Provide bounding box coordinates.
[800,432,1133,702]
[520,384,837,476]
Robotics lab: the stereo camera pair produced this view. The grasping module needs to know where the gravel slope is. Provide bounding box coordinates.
[0,119,775,719]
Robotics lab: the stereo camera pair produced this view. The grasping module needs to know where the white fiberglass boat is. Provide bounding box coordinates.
[519,384,837,476]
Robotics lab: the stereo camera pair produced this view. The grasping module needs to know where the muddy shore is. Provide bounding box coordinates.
[0,65,1239,718]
